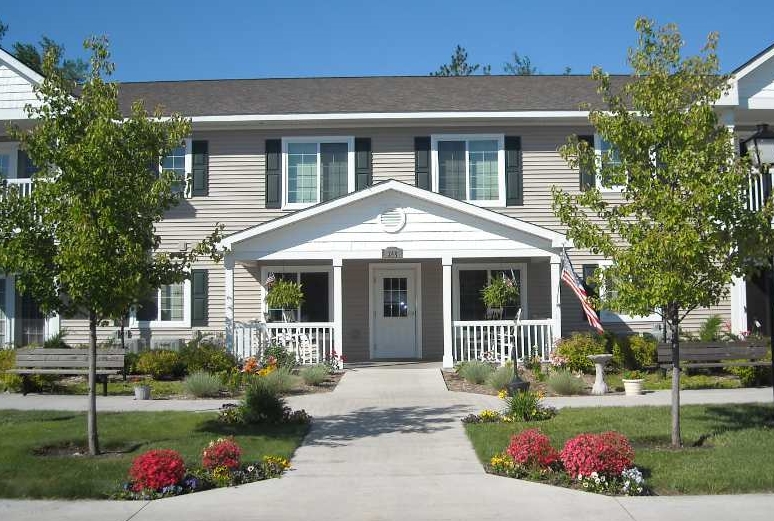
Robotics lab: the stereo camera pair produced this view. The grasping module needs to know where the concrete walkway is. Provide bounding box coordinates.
[1,366,773,521]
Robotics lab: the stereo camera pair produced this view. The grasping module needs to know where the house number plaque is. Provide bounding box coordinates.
[382,247,403,259]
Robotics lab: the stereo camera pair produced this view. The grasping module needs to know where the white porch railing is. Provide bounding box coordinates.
[747,170,772,212]
[452,319,554,364]
[2,178,33,198]
[233,322,336,365]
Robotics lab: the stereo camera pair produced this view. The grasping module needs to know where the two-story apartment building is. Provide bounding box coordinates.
[2,43,774,366]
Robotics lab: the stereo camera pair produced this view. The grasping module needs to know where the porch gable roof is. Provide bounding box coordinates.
[220,180,570,251]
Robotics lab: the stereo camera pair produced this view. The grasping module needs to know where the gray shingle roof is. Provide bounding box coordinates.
[116,75,629,117]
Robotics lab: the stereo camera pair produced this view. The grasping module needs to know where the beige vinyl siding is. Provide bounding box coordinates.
[420,260,443,360]
[63,123,733,345]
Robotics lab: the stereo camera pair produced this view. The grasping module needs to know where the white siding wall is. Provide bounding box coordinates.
[0,60,40,120]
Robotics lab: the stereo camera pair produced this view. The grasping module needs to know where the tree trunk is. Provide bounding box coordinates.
[669,302,682,448]
[88,311,99,455]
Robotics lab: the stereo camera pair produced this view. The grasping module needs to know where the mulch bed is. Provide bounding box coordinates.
[441,369,595,397]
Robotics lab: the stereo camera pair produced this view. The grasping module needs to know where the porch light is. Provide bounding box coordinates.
[743,124,774,168]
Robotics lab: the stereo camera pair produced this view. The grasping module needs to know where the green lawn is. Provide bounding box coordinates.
[606,372,742,392]
[56,378,187,398]
[466,404,774,495]
[0,410,308,499]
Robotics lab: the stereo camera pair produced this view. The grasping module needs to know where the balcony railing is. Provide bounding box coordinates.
[2,178,33,198]
[233,322,336,364]
[452,319,554,364]
[748,170,773,212]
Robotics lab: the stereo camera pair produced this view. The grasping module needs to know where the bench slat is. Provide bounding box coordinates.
[8,369,122,375]
[15,348,126,355]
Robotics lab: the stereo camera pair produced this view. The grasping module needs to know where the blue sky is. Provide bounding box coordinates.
[1,0,772,82]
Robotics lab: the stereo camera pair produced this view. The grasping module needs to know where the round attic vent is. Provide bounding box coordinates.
[379,208,406,233]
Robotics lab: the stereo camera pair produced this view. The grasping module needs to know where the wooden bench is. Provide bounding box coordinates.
[657,342,769,369]
[8,348,126,396]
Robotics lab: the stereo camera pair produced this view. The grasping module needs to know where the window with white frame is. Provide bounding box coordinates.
[262,267,332,322]
[432,135,505,206]
[282,137,354,208]
[454,264,525,320]
[160,142,189,195]
[595,134,625,191]
[135,281,190,327]
[0,142,18,180]
[596,261,660,322]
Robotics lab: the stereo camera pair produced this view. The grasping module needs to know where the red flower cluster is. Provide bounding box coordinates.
[202,437,242,470]
[505,428,559,468]
[560,431,634,477]
[129,449,186,492]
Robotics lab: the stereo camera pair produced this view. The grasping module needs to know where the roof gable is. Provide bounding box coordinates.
[221,180,569,257]
[0,47,43,121]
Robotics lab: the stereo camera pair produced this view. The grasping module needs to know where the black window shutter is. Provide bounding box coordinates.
[414,137,430,190]
[505,136,522,205]
[191,140,209,196]
[355,137,372,190]
[191,269,208,327]
[578,135,595,191]
[265,139,282,208]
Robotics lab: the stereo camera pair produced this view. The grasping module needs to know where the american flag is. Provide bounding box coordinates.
[265,271,276,289]
[560,250,604,333]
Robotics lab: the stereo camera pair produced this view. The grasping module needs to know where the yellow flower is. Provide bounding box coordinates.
[497,390,508,400]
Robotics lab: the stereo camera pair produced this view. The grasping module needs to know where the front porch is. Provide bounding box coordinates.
[221,181,568,368]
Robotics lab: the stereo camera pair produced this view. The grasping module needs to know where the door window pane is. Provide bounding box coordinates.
[321,143,348,202]
[383,277,408,317]
[469,140,498,200]
[287,143,318,203]
[160,283,184,321]
[438,141,466,200]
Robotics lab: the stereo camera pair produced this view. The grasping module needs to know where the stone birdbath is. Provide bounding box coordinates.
[587,354,613,395]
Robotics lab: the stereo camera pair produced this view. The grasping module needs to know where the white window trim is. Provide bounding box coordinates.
[131,279,191,328]
[0,142,20,179]
[594,134,625,193]
[452,262,528,320]
[281,136,355,210]
[431,134,505,207]
[159,137,193,198]
[259,265,334,322]
[597,260,661,323]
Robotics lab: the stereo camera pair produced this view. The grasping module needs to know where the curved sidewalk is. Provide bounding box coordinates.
[1,366,773,521]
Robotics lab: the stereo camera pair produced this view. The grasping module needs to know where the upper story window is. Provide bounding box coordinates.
[595,135,625,191]
[160,141,190,196]
[431,135,505,207]
[282,137,355,209]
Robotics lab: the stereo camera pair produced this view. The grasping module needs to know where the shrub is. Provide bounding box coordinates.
[129,449,186,492]
[184,371,222,397]
[0,349,23,392]
[553,332,606,373]
[124,352,141,375]
[486,365,514,391]
[505,428,559,468]
[547,370,586,395]
[300,364,329,386]
[180,336,237,374]
[136,350,185,380]
[726,355,772,387]
[502,389,556,421]
[612,334,657,370]
[260,366,297,394]
[560,431,634,478]
[43,330,69,349]
[459,361,494,384]
[261,344,296,370]
[242,381,287,424]
[201,437,242,470]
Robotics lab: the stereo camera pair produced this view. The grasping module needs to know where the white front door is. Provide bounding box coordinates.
[372,267,419,358]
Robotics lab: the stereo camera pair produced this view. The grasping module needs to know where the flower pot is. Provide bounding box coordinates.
[622,378,644,396]
[134,384,151,400]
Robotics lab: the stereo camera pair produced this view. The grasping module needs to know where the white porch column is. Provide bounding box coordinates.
[442,257,454,368]
[332,258,343,364]
[224,254,235,353]
[731,276,748,335]
[550,255,562,344]
[45,313,60,341]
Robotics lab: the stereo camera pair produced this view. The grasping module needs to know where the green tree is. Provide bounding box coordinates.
[0,20,8,42]
[551,18,774,447]
[12,37,88,84]
[1,37,223,455]
[431,45,491,76]
[503,52,538,75]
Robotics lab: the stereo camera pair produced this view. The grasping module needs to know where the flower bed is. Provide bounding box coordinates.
[114,439,291,500]
[486,428,647,496]
[462,389,557,424]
